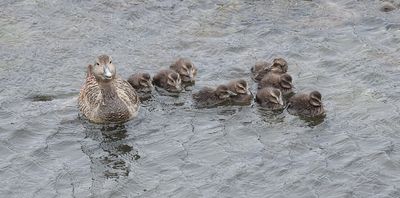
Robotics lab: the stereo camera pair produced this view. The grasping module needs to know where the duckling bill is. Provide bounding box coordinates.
[78,55,140,123]
[153,69,182,93]
[287,91,325,117]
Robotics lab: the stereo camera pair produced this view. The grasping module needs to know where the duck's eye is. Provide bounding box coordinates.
[109,60,112,64]
[95,62,99,66]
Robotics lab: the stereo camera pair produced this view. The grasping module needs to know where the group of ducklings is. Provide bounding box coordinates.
[78,55,325,124]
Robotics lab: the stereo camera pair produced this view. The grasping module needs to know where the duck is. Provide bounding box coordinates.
[152,69,182,93]
[258,73,293,95]
[226,79,253,105]
[192,85,236,107]
[251,58,288,81]
[256,87,285,110]
[78,55,140,124]
[127,73,153,93]
[170,58,197,84]
[287,91,325,117]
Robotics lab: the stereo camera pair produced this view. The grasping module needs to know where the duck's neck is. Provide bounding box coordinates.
[99,82,118,102]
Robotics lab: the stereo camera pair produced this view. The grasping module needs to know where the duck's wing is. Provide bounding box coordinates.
[78,75,101,116]
[114,77,140,107]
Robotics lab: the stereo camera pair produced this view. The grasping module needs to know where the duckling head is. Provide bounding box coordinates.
[269,58,288,73]
[260,88,284,106]
[309,91,322,107]
[279,74,293,89]
[167,72,182,92]
[216,85,237,99]
[92,55,116,83]
[173,58,197,83]
[232,79,250,95]
[139,73,153,90]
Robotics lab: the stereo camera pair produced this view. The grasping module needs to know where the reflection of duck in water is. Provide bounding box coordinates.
[287,91,325,117]
[226,79,253,105]
[81,123,140,179]
[78,55,140,124]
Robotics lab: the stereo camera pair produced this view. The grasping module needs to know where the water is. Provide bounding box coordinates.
[1,0,400,197]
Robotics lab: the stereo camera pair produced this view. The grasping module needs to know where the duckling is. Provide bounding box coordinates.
[251,58,288,81]
[256,87,285,110]
[127,73,153,93]
[152,69,182,93]
[258,73,293,95]
[78,55,140,124]
[287,91,325,117]
[226,79,253,105]
[170,58,197,84]
[192,85,236,107]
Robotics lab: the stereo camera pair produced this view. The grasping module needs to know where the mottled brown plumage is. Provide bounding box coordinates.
[256,87,285,110]
[251,58,288,81]
[192,85,235,107]
[258,73,293,95]
[226,79,253,105]
[287,91,325,117]
[170,58,197,83]
[78,55,140,123]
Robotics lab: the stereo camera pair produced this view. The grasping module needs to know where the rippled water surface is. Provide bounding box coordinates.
[1,0,400,197]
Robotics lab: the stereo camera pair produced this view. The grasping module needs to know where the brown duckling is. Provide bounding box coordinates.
[251,58,288,81]
[258,73,293,95]
[170,58,197,83]
[78,55,140,124]
[256,87,284,110]
[192,85,237,107]
[226,79,253,105]
[127,73,153,93]
[287,91,325,117]
[152,69,182,93]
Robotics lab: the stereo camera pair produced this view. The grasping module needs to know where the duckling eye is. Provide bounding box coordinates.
[95,62,99,66]
[109,60,112,64]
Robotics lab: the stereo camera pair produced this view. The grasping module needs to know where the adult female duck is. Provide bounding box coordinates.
[78,55,140,123]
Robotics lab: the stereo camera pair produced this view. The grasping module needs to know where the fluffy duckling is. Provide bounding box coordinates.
[258,73,293,95]
[193,85,236,107]
[256,87,285,110]
[78,55,140,124]
[170,58,197,84]
[226,79,253,105]
[287,91,325,117]
[127,73,153,93]
[152,69,182,93]
[251,58,288,81]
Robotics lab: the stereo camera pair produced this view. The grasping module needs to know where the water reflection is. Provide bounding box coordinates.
[81,122,140,179]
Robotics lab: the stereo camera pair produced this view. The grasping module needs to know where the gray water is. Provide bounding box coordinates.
[1,0,400,197]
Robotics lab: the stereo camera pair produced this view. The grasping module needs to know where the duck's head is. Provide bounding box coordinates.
[92,55,116,83]
[138,73,153,90]
[259,88,284,106]
[167,71,182,92]
[269,58,288,73]
[172,58,197,83]
[279,73,293,89]
[216,85,237,99]
[230,79,250,95]
[309,91,322,107]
